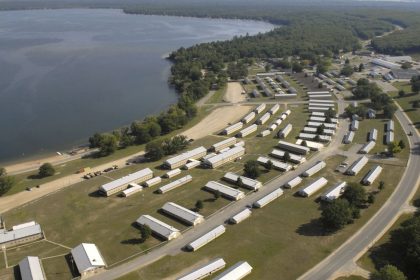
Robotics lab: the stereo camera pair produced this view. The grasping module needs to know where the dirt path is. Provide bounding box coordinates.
[182,105,252,139]
[224,82,246,103]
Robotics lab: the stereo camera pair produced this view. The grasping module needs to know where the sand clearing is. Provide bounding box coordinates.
[182,105,252,139]
[224,82,246,103]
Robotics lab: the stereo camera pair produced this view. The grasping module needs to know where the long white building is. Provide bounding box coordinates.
[386,131,394,144]
[19,256,46,280]
[257,112,271,125]
[161,202,204,226]
[369,128,378,142]
[284,176,302,189]
[302,161,326,177]
[223,172,262,191]
[362,165,383,185]
[350,120,359,131]
[204,181,245,201]
[136,215,180,240]
[257,156,291,172]
[295,139,324,151]
[269,104,280,115]
[343,131,355,144]
[298,177,328,197]
[223,122,244,135]
[143,177,162,188]
[277,140,310,155]
[211,137,237,152]
[71,243,106,277]
[0,222,43,248]
[254,103,266,114]
[122,183,143,197]
[299,133,332,143]
[99,168,153,196]
[186,225,226,251]
[230,209,252,224]
[321,182,347,201]
[359,141,376,154]
[158,175,193,194]
[242,112,256,124]
[203,146,245,168]
[213,261,253,280]
[346,156,369,175]
[164,147,207,170]
[237,124,258,138]
[270,149,306,164]
[278,124,292,139]
[386,120,394,132]
[253,188,284,208]
[177,258,226,280]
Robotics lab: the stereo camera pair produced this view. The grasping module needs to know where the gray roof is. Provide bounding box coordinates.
[390,68,419,80]
[0,224,42,244]
[19,256,45,280]
[71,243,105,273]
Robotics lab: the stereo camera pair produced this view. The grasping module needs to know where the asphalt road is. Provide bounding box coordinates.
[90,100,349,280]
[298,109,420,280]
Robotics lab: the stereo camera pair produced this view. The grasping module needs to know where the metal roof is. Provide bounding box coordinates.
[204,146,245,166]
[213,261,253,280]
[71,243,105,273]
[19,256,45,280]
[204,181,245,200]
[161,202,204,225]
[136,215,180,240]
[0,223,42,244]
[177,258,226,280]
[100,168,153,193]
[164,147,207,166]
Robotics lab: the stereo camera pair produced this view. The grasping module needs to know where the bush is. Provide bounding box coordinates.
[244,160,261,179]
[370,265,407,280]
[38,163,55,178]
[321,199,353,230]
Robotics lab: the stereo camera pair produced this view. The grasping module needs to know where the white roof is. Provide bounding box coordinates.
[302,161,326,177]
[19,256,45,280]
[277,140,310,154]
[0,223,42,244]
[285,176,302,189]
[161,202,204,225]
[230,209,252,224]
[223,172,262,190]
[204,146,245,166]
[299,177,328,197]
[213,261,253,280]
[165,147,207,166]
[123,183,143,196]
[386,120,394,131]
[254,188,283,208]
[136,215,180,240]
[158,175,192,193]
[212,137,236,149]
[205,181,245,200]
[255,103,266,112]
[347,156,369,175]
[187,225,226,251]
[71,243,105,273]
[295,139,324,151]
[12,221,37,231]
[257,157,291,172]
[308,106,330,111]
[360,141,376,153]
[177,258,226,280]
[144,177,162,187]
[165,168,182,177]
[363,165,383,185]
[321,182,347,201]
[270,149,306,163]
[100,168,153,193]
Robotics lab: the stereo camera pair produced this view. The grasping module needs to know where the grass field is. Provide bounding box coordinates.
[117,155,406,280]
[336,276,366,280]
[206,85,227,104]
[391,82,420,131]
[2,107,216,196]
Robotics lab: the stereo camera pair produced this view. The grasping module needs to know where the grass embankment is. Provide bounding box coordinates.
[391,81,420,131]
[205,85,227,104]
[3,107,213,196]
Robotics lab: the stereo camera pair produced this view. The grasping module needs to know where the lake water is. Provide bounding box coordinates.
[0,9,273,163]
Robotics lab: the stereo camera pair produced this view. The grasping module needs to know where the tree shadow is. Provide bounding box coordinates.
[27,174,42,180]
[295,218,330,236]
[121,238,143,245]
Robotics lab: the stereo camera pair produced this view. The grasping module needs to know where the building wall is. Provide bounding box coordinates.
[1,233,43,248]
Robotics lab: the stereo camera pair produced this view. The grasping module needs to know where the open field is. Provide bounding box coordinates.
[336,276,366,280]
[117,154,406,280]
[206,85,227,104]
[224,82,246,103]
[391,82,420,131]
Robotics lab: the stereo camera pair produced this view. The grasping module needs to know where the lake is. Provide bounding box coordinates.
[0,9,273,163]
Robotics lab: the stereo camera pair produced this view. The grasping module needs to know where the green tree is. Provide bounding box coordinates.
[98,134,118,157]
[38,163,55,178]
[316,124,325,135]
[321,199,353,230]
[368,193,375,204]
[411,75,420,94]
[379,181,385,190]
[398,90,406,98]
[244,160,261,179]
[195,200,204,211]
[398,140,406,150]
[0,167,6,177]
[88,132,103,148]
[283,152,291,163]
[342,183,366,208]
[341,64,354,77]
[140,224,152,243]
[370,265,407,280]
[383,104,397,119]
[359,63,365,72]
[388,142,402,154]
[265,160,273,170]
[145,141,164,161]
[0,176,15,196]
[412,100,420,109]
[213,190,221,200]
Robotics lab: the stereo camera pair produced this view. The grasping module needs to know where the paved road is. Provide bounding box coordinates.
[90,100,349,280]
[298,108,420,280]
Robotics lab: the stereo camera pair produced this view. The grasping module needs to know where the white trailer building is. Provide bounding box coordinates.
[299,133,332,143]
[302,161,326,177]
[223,172,262,191]
[306,122,337,130]
[164,168,182,178]
[268,124,278,131]
[204,181,245,201]
[19,256,46,280]
[158,175,193,194]
[184,159,201,170]
[298,177,328,197]
[237,124,258,138]
[257,156,291,172]
[308,103,334,108]
[307,91,330,95]
[359,141,376,154]
[186,225,226,251]
[164,147,207,169]
[311,112,325,117]
[309,116,326,122]
[386,120,394,132]
[136,215,181,240]
[177,258,226,280]
[284,176,303,189]
[211,137,237,152]
[277,140,310,155]
[259,130,271,137]
[362,165,383,185]
[309,99,334,104]
[223,122,244,135]
[143,177,162,188]
[270,149,306,164]
[122,183,143,197]
[295,139,324,151]
[213,261,253,280]
[308,106,331,112]
[253,188,284,208]
[0,222,43,248]
[257,112,271,125]
[350,120,359,131]
[269,104,280,115]
[343,131,355,144]
[386,131,394,144]
[203,146,245,168]
[369,128,378,142]
[99,168,153,196]
[242,112,256,124]
[278,124,292,139]
[230,208,252,224]
[346,156,369,175]
[321,182,347,201]
[161,202,204,226]
[71,243,106,277]
[254,103,266,114]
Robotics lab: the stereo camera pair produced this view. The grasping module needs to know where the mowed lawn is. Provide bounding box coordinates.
[391,82,420,131]
[118,155,406,280]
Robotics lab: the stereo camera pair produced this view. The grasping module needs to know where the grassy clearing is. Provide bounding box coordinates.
[336,276,367,280]
[391,82,420,131]
[117,155,406,280]
[42,256,75,280]
[3,107,215,196]
[206,85,227,104]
